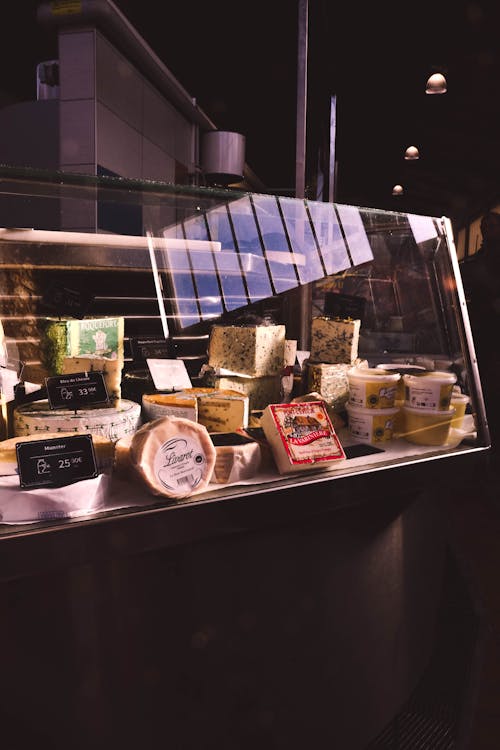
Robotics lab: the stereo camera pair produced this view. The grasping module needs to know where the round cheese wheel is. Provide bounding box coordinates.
[13,399,142,442]
[129,416,216,499]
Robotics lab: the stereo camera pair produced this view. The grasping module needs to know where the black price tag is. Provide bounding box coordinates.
[46,371,109,409]
[16,434,98,489]
[130,337,171,361]
[40,282,94,319]
[324,292,366,321]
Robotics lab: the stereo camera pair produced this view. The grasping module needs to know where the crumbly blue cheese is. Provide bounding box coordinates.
[310,317,361,364]
[307,362,361,410]
[208,324,286,377]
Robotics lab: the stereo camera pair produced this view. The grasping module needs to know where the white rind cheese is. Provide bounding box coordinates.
[13,398,141,442]
[210,433,262,484]
[129,416,216,499]
[261,401,346,475]
[310,317,361,364]
[208,324,286,377]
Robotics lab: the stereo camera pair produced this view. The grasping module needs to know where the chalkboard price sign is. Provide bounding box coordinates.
[45,371,109,409]
[16,434,98,489]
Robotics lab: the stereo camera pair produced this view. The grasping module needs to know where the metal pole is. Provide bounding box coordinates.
[295,0,311,351]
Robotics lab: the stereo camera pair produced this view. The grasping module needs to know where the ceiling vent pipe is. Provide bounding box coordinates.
[201,131,246,185]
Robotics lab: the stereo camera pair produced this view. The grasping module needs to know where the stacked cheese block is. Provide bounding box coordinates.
[206,324,288,412]
[306,316,363,413]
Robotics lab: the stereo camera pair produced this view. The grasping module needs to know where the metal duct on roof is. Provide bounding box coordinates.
[201,131,246,184]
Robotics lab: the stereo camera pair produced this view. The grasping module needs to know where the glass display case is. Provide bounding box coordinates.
[0,164,490,534]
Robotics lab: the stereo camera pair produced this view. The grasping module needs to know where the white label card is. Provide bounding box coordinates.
[146,359,192,391]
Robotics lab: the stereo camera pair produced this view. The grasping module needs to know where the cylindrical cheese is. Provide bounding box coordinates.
[13,399,141,442]
[129,416,216,499]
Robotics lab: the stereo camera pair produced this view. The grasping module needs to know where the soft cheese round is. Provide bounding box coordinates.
[129,415,216,499]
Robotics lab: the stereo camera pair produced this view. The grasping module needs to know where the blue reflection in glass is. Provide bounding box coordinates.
[205,205,249,312]
[278,197,324,284]
[307,200,352,274]
[182,215,223,319]
[251,195,298,294]
[228,197,272,302]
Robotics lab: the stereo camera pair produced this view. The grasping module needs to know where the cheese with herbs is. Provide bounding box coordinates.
[210,375,281,411]
[13,398,141,442]
[208,324,286,377]
[129,416,216,499]
[261,401,346,474]
[143,388,249,432]
[310,317,361,364]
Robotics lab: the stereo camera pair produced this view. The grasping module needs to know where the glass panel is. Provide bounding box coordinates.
[227,196,273,303]
[204,205,249,313]
[278,196,325,284]
[306,199,352,275]
[251,195,299,294]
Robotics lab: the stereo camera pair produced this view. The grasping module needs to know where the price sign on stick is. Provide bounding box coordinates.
[16,434,98,489]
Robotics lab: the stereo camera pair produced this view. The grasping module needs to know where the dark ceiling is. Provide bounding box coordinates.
[3,1,500,229]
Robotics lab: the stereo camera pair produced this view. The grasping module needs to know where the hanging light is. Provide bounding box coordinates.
[392,184,404,196]
[404,146,420,160]
[425,72,447,94]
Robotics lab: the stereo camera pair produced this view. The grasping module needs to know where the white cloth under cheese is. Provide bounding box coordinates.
[261,401,346,474]
[309,317,361,365]
[129,416,216,499]
[208,324,286,377]
[0,473,110,524]
[13,398,141,442]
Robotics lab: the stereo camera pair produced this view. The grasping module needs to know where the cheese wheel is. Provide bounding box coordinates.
[210,432,262,484]
[0,432,115,475]
[129,416,216,499]
[13,399,141,442]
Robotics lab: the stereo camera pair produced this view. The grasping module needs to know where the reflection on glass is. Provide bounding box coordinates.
[278,196,324,284]
[307,200,351,275]
[228,197,273,302]
[205,205,249,312]
[251,195,298,294]
[336,205,374,266]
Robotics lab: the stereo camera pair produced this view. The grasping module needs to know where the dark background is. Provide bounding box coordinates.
[2,1,500,225]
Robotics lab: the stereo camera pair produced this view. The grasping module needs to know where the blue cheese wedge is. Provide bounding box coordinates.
[208,324,286,377]
[310,317,361,365]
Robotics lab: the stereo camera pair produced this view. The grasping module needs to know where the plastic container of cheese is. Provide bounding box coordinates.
[401,405,455,446]
[345,403,399,444]
[347,367,400,409]
[403,371,457,411]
